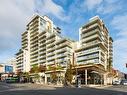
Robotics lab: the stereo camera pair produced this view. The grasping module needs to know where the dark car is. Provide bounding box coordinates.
[120,80,127,85]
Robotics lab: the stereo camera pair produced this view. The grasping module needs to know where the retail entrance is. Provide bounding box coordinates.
[73,64,106,85]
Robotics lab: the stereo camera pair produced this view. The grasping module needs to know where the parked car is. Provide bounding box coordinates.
[120,80,127,85]
[113,80,121,85]
[5,77,19,83]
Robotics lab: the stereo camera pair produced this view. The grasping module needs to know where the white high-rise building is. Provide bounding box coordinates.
[75,16,113,85]
[15,14,113,85]
[16,49,30,73]
[15,14,75,84]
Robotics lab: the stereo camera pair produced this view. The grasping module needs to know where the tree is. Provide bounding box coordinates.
[38,65,46,72]
[29,65,39,73]
[65,64,73,84]
[22,72,30,82]
[48,64,63,83]
[50,66,57,83]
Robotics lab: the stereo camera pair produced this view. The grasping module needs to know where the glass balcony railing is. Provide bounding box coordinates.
[46,38,55,44]
[81,28,99,37]
[77,54,99,61]
[56,48,67,53]
[47,56,55,61]
[82,34,99,43]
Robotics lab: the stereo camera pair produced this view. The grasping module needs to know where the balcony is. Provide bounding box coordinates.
[30,58,38,63]
[39,43,46,48]
[30,19,39,26]
[39,46,46,51]
[31,53,38,59]
[22,36,27,41]
[39,39,46,45]
[56,39,66,45]
[46,38,55,44]
[46,34,55,40]
[22,31,28,36]
[82,34,100,43]
[82,23,101,33]
[77,59,99,64]
[30,22,39,30]
[31,46,38,51]
[47,56,55,61]
[30,50,38,56]
[30,47,38,53]
[30,42,38,48]
[56,42,70,49]
[39,33,46,40]
[39,55,46,59]
[57,57,67,62]
[39,51,46,55]
[30,35,38,42]
[39,59,46,64]
[46,61,55,65]
[77,53,99,61]
[77,48,99,57]
[31,61,38,66]
[22,41,28,45]
[56,53,67,58]
[81,29,99,38]
[47,43,55,48]
[56,48,67,54]
[47,52,55,57]
[47,47,55,52]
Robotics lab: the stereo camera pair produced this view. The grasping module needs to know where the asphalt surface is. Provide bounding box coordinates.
[0,82,127,95]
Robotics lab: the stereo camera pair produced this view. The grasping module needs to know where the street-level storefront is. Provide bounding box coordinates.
[45,70,66,85]
[73,64,107,85]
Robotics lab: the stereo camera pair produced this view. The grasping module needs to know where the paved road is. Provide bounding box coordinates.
[0,82,127,95]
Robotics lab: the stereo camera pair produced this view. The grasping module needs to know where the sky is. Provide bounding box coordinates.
[0,0,127,73]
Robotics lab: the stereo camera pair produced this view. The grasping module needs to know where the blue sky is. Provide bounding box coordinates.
[0,0,127,73]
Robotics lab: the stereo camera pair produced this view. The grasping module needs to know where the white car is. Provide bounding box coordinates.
[113,80,120,85]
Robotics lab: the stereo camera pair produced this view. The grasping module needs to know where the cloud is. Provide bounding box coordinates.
[0,0,35,62]
[83,0,121,15]
[0,0,68,62]
[111,14,127,36]
[84,0,103,10]
[35,0,69,21]
[111,14,127,72]
[96,1,121,14]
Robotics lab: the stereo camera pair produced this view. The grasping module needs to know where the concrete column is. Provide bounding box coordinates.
[85,69,87,85]
[103,73,107,85]
[45,75,47,84]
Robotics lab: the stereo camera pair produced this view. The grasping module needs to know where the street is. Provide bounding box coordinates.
[0,82,127,95]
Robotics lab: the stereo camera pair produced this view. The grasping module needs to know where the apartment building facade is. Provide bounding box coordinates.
[16,49,30,73]
[75,16,113,85]
[16,14,74,84]
[15,14,113,85]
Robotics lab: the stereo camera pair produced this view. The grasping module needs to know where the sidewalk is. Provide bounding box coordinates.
[82,84,113,89]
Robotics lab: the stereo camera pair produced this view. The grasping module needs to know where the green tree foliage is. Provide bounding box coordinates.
[65,64,73,84]
[38,65,46,72]
[48,64,63,83]
[30,65,46,73]
[34,73,40,79]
